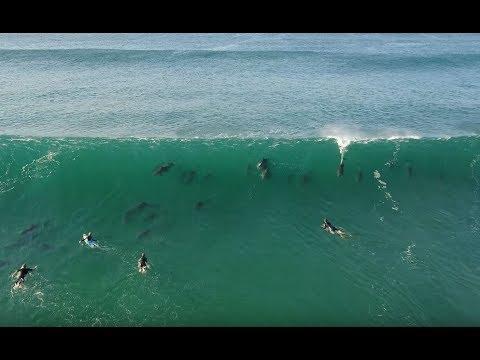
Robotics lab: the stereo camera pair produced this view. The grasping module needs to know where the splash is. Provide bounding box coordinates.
[373,169,400,212]
[319,124,421,163]
[335,138,351,163]
[402,243,418,268]
[21,150,59,179]
[318,125,365,162]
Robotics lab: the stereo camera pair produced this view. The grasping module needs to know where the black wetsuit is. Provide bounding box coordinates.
[139,256,147,268]
[324,220,338,232]
[15,267,34,284]
[81,234,93,244]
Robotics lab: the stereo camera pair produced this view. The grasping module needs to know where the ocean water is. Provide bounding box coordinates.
[0,34,479,326]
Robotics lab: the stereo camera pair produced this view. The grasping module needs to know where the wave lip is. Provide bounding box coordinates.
[317,124,425,159]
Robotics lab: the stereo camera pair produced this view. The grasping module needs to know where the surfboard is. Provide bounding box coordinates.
[12,280,24,290]
[85,240,98,248]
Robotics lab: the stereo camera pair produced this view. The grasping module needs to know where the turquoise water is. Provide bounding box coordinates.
[1,34,480,326]
[1,34,480,138]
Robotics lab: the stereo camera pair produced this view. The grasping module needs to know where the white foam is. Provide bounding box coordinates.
[318,124,366,160]
[318,124,422,160]
[373,169,400,212]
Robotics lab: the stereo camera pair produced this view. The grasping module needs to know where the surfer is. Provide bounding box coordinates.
[79,232,95,245]
[322,218,350,238]
[11,263,37,288]
[138,253,150,273]
[257,158,270,179]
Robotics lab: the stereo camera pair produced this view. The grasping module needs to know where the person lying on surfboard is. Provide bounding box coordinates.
[138,253,150,273]
[11,263,37,288]
[79,232,95,245]
[322,218,351,238]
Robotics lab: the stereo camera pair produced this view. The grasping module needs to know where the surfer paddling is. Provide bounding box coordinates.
[11,263,37,289]
[80,231,92,243]
[79,232,98,247]
[322,218,351,239]
[138,253,150,273]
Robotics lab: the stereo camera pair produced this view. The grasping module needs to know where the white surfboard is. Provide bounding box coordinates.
[12,280,24,290]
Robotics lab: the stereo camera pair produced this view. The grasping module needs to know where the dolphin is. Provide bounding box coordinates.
[337,161,345,177]
[301,172,312,184]
[356,169,363,183]
[137,229,151,240]
[182,170,196,184]
[406,162,413,177]
[20,224,39,236]
[124,202,154,223]
[257,158,270,179]
[153,162,174,176]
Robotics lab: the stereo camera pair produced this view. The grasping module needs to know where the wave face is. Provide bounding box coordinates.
[1,136,479,325]
[1,34,480,139]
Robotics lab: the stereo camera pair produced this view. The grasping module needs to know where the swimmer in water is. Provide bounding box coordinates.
[11,263,37,288]
[322,218,351,239]
[138,253,150,273]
